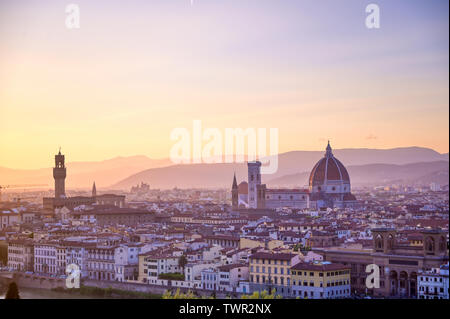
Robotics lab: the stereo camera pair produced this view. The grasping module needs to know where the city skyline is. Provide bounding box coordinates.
[0,143,448,170]
[0,0,449,169]
[0,0,448,303]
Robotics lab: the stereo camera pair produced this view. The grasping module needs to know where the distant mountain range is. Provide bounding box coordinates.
[267,161,450,187]
[0,156,172,189]
[0,147,448,190]
[112,147,448,189]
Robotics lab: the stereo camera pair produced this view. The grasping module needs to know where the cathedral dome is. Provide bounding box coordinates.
[238,182,248,195]
[309,142,350,190]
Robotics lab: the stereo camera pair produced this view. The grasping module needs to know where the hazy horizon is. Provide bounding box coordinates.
[1,0,448,169]
[0,144,448,170]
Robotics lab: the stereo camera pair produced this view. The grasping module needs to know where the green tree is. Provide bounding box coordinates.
[158,273,185,281]
[162,288,198,299]
[241,290,282,299]
[5,282,20,299]
[178,255,188,272]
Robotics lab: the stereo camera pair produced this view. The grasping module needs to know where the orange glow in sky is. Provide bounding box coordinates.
[0,0,448,169]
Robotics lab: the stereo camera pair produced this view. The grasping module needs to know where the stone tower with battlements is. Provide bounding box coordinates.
[53,149,66,199]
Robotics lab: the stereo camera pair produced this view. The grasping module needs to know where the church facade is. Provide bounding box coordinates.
[231,142,357,210]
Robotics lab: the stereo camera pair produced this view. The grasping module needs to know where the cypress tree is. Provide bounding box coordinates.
[5,282,20,299]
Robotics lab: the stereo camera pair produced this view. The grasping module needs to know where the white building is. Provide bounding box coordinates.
[185,262,220,283]
[34,243,58,275]
[430,183,441,192]
[114,244,142,282]
[87,246,116,281]
[0,211,20,230]
[217,264,249,292]
[7,239,34,272]
[139,252,181,282]
[65,243,92,278]
[418,263,449,299]
[56,246,67,275]
[201,268,219,291]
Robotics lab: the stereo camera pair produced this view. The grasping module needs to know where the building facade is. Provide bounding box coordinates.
[7,240,34,272]
[291,262,351,299]
[231,142,356,211]
[315,228,449,298]
[87,246,116,281]
[114,244,141,282]
[34,243,58,275]
[249,252,301,297]
[417,263,449,299]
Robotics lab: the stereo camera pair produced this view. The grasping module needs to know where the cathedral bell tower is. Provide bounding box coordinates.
[53,148,66,198]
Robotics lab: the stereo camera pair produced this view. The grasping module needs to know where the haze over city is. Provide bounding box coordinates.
[0,0,448,305]
[0,0,448,169]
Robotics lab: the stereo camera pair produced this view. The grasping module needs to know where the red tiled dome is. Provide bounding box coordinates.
[309,142,350,187]
[238,182,248,195]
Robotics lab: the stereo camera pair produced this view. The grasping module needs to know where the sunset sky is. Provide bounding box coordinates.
[0,0,448,169]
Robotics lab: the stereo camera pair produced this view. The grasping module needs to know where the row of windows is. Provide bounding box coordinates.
[251,259,288,265]
[250,275,289,285]
[203,274,218,281]
[293,280,349,287]
[8,249,26,255]
[251,266,289,275]
[35,249,56,257]
[420,277,444,283]
[88,254,114,261]
[292,270,350,277]
[419,296,447,299]
[35,258,56,265]
[293,288,350,298]
[419,286,446,293]
[88,262,114,270]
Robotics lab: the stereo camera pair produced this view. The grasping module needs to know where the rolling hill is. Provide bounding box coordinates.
[113,147,449,189]
[1,147,447,189]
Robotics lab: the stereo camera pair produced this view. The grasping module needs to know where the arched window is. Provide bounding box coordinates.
[425,237,435,253]
[375,234,383,250]
[387,234,394,250]
[439,236,446,252]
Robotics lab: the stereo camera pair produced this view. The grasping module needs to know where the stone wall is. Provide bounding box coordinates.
[5,273,66,290]
[82,279,237,298]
